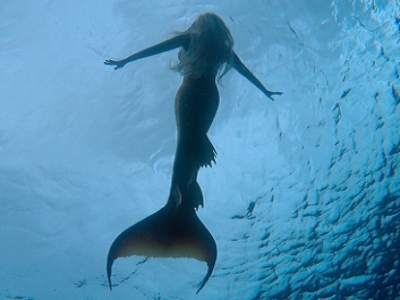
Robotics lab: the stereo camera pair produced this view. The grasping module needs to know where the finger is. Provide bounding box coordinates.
[104,60,116,65]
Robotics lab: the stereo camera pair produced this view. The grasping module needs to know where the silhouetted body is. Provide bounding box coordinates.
[169,75,219,210]
[104,12,282,294]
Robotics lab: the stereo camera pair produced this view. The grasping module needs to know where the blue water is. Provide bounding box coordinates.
[1,0,399,299]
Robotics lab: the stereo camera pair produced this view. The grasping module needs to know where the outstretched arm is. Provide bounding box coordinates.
[104,34,190,70]
[232,51,282,101]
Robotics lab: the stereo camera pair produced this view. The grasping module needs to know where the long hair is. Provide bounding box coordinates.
[173,13,234,79]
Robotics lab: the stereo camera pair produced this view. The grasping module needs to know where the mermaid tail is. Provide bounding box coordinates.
[107,194,216,293]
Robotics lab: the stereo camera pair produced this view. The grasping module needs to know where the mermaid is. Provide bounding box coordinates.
[104,12,282,293]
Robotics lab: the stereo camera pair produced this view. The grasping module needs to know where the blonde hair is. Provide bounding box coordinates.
[173,13,234,79]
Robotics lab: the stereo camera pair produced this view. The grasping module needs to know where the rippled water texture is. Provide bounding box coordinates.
[1,0,399,299]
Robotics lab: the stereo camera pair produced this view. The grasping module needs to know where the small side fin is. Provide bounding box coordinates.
[196,135,217,168]
[232,51,282,101]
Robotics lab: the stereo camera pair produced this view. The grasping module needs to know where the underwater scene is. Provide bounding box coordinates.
[1,0,399,299]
